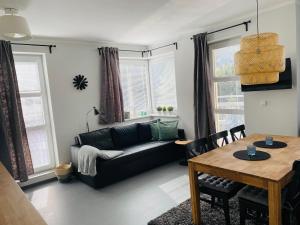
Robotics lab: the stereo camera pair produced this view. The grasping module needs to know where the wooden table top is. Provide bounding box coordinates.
[189,134,300,183]
[175,140,193,145]
[0,163,47,225]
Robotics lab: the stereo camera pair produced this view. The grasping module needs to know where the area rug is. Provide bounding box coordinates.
[148,197,255,225]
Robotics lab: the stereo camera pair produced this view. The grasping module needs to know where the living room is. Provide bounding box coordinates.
[1,0,300,225]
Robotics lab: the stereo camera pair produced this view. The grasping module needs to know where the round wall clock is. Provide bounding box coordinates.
[73,75,88,90]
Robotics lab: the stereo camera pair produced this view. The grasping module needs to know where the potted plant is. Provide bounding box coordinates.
[167,106,174,114]
[162,106,167,114]
[156,106,162,114]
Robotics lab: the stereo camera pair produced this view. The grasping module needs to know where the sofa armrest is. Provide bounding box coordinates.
[178,129,185,140]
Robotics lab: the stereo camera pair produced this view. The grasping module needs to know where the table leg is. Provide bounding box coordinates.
[268,181,281,225]
[188,162,201,225]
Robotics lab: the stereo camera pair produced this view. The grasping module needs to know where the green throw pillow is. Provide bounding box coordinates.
[158,120,179,141]
[150,122,159,141]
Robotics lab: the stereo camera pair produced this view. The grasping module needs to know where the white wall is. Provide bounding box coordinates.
[152,2,298,138]
[12,39,148,164]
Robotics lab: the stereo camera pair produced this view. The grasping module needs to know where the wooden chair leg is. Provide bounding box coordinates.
[223,198,231,225]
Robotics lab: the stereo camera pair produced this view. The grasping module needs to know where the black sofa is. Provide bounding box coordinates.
[71,121,185,188]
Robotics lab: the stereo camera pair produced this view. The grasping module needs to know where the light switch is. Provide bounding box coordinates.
[260,100,268,106]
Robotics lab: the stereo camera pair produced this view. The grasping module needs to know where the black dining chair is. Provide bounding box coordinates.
[209,130,229,149]
[186,137,209,159]
[238,160,300,225]
[187,138,244,225]
[230,124,246,142]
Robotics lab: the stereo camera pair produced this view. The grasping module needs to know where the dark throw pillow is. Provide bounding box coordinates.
[111,123,139,148]
[138,119,160,142]
[79,128,114,150]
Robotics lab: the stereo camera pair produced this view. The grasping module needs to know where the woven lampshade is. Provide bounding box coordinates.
[234,32,285,85]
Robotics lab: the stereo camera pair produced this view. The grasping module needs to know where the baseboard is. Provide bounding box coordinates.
[19,170,57,190]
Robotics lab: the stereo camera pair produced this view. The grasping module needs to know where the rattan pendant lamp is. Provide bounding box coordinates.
[234,0,285,85]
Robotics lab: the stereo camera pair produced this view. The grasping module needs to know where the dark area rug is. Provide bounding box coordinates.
[148,196,255,225]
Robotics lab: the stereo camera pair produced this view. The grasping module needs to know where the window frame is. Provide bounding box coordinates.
[119,57,152,120]
[209,38,245,131]
[14,53,57,173]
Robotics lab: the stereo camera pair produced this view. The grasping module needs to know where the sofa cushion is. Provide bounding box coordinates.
[79,128,114,150]
[158,120,179,141]
[150,122,159,141]
[111,124,139,148]
[108,141,174,164]
[138,120,160,143]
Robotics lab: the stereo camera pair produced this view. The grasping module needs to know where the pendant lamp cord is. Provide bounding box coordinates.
[256,0,260,36]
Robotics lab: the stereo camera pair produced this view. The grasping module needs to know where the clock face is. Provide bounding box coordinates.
[73,75,88,90]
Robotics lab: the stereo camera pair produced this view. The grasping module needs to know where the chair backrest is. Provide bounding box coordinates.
[186,138,208,158]
[230,124,246,142]
[286,160,300,206]
[209,130,229,149]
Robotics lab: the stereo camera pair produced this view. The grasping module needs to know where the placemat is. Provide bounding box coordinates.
[233,150,271,161]
[253,141,287,149]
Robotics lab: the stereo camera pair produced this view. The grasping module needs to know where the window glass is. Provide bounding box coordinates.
[149,53,177,111]
[119,60,149,119]
[211,41,245,132]
[14,55,55,173]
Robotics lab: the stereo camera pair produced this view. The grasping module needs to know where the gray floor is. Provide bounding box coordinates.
[25,162,190,225]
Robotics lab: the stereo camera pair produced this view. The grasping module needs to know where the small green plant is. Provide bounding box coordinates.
[167,106,174,112]
[156,106,162,112]
[162,106,167,112]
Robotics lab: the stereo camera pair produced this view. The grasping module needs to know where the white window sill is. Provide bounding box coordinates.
[124,114,179,122]
[18,169,56,188]
[124,115,152,122]
[151,114,179,118]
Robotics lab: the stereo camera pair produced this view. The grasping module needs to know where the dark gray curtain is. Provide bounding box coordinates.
[0,40,33,181]
[99,47,124,124]
[193,33,216,138]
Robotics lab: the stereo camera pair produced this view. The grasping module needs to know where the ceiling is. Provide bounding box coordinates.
[0,0,291,45]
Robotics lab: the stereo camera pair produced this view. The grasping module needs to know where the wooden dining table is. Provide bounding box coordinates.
[188,134,300,225]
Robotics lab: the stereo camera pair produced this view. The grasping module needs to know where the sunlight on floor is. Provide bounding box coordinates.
[159,175,190,204]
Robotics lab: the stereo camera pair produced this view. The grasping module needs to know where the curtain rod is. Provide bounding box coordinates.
[190,20,251,40]
[98,42,178,58]
[11,43,56,54]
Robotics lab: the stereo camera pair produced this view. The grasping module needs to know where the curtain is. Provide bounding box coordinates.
[0,40,33,181]
[99,47,124,124]
[193,33,216,138]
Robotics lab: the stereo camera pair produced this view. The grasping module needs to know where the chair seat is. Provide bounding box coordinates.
[199,175,243,195]
[238,185,287,207]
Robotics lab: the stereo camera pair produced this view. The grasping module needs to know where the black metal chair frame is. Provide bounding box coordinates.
[238,160,300,225]
[230,124,246,142]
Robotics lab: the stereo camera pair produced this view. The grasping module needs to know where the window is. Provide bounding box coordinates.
[210,39,244,132]
[14,54,56,173]
[149,53,177,112]
[119,59,150,119]
[119,53,178,120]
